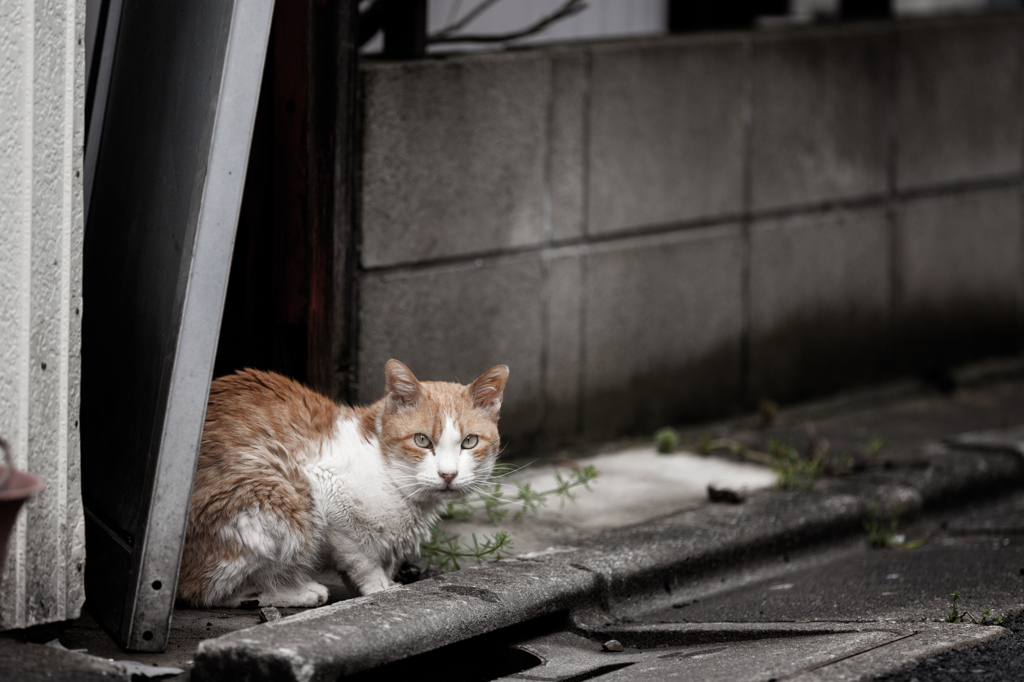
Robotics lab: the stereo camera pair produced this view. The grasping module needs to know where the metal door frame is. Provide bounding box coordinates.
[81,0,274,651]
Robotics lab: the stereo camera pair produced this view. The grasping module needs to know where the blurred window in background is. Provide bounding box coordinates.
[360,0,1021,58]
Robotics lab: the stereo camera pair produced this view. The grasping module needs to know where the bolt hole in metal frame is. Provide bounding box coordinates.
[80,0,273,652]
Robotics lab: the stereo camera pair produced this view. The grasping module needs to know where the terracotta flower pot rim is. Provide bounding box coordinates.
[0,438,45,500]
[0,469,46,501]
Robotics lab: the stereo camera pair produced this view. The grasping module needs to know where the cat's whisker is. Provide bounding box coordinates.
[489,459,536,479]
[399,485,430,500]
[399,481,432,501]
[392,480,430,491]
[467,487,508,502]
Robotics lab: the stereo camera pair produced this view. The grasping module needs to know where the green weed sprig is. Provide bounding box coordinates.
[422,464,598,571]
[655,428,680,454]
[863,504,929,549]
[768,440,828,491]
[440,465,598,524]
[693,432,873,490]
[420,529,513,572]
[945,590,1007,626]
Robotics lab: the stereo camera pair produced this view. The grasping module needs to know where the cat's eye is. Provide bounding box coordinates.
[461,435,479,449]
[414,434,432,448]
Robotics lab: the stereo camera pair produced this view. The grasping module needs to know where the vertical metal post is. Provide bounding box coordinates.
[81,0,273,651]
[383,0,427,59]
[840,0,892,19]
[668,0,755,32]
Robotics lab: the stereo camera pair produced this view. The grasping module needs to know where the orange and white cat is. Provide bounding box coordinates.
[177,359,509,608]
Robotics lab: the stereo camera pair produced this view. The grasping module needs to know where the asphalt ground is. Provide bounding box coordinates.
[632,515,1024,626]
[507,490,1024,682]
[875,614,1024,682]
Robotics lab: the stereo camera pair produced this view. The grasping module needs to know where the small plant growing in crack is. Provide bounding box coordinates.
[864,504,929,549]
[691,421,862,491]
[945,590,1007,626]
[419,464,598,570]
[440,464,598,524]
[768,439,828,491]
[420,529,514,572]
[655,427,680,454]
[865,436,884,458]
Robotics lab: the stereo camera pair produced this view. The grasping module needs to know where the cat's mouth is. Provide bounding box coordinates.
[436,484,467,498]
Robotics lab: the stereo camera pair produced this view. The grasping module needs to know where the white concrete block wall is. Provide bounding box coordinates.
[0,0,85,631]
[358,13,1024,445]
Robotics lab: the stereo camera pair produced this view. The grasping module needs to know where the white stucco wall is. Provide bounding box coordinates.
[0,0,85,630]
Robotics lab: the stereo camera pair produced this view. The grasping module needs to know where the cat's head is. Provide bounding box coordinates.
[378,359,508,504]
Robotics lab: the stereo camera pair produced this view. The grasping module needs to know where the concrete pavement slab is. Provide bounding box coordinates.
[0,638,129,681]
[192,560,599,681]
[437,445,777,557]
[500,622,1006,682]
[947,425,1024,456]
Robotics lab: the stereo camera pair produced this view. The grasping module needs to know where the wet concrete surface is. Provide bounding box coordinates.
[638,539,1024,626]
[876,614,1024,682]
[632,492,1024,627]
[499,624,1005,682]
[565,490,1024,680]
[688,377,1024,473]
[437,448,777,557]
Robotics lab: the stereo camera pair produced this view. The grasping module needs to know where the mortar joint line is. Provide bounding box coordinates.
[359,174,1024,278]
[542,56,554,248]
[887,24,902,317]
[1018,21,1024,340]
[574,49,593,437]
[739,35,755,406]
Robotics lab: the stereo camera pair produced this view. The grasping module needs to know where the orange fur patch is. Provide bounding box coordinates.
[179,370,369,605]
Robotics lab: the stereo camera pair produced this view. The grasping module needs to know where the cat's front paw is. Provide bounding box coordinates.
[302,581,330,607]
[359,576,399,595]
[260,581,330,607]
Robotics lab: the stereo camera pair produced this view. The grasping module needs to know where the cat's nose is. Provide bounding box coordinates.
[439,472,457,486]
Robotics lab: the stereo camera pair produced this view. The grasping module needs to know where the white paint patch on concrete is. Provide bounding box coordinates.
[438,447,777,557]
[0,0,85,631]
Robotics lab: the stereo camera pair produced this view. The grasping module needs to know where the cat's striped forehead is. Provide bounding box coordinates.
[379,381,499,461]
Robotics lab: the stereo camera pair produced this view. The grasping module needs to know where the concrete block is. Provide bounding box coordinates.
[895,187,1023,366]
[360,54,549,268]
[581,225,744,437]
[193,560,600,682]
[752,26,891,211]
[549,52,586,242]
[587,37,746,235]
[749,207,891,402]
[357,256,545,437]
[897,17,1024,191]
[542,252,583,438]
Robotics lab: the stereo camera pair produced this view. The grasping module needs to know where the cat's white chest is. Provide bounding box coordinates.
[305,417,432,561]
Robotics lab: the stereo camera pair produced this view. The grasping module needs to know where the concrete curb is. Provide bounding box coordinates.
[192,446,1024,681]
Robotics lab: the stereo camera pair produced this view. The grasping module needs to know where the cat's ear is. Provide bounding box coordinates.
[385,359,421,411]
[470,365,509,418]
